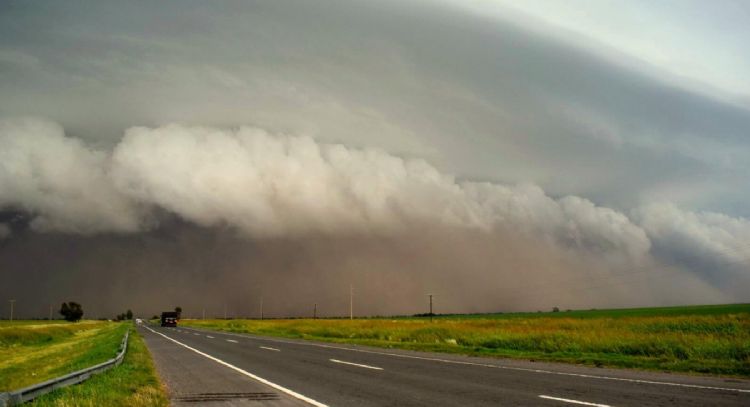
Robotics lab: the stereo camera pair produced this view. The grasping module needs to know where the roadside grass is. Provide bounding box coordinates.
[29,329,168,407]
[0,320,69,328]
[426,303,750,320]
[181,303,750,377]
[0,321,126,391]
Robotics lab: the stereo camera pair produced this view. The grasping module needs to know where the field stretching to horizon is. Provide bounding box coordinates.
[180,303,750,377]
[0,320,167,406]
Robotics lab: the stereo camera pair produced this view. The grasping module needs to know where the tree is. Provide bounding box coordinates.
[175,306,182,319]
[552,306,560,313]
[126,309,133,320]
[59,302,84,322]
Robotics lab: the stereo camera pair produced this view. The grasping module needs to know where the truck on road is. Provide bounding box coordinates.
[161,311,178,327]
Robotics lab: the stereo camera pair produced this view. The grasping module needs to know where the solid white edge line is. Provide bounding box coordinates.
[143,326,327,407]
[539,395,610,407]
[226,339,238,343]
[176,326,750,394]
[260,346,280,352]
[330,359,383,370]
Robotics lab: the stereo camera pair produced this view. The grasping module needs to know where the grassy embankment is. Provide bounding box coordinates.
[182,303,750,377]
[0,321,167,407]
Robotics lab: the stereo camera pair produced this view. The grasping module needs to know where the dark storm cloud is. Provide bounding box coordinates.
[0,119,744,318]
[0,1,748,316]
[0,217,727,319]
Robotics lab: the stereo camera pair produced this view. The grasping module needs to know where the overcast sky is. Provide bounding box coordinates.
[457,0,750,103]
[1,1,748,317]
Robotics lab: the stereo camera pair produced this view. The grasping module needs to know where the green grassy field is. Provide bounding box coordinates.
[0,321,128,391]
[429,303,750,319]
[0,320,167,406]
[29,329,168,407]
[0,320,69,327]
[181,303,750,377]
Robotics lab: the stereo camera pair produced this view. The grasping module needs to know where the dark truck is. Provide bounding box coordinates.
[161,311,179,327]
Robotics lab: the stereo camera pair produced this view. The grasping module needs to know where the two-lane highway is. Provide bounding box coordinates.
[139,324,750,406]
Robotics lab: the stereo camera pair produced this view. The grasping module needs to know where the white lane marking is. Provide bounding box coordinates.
[330,359,383,370]
[206,335,215,339]
[260,346,280,352]
[176,327,750,394]
[194,333,201,336]
[539,395,611,407]
[143,326,327,407]
[226,339,239,343]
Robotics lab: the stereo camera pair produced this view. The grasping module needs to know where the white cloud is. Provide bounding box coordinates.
[110,123,651,263]
[0,118,651,264]
[633,203,750,268]
[462,183,651,261]
[0,118,145,234]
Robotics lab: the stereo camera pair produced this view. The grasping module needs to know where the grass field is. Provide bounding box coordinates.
[0,321,127,391]
[0,320,69,327]
[181,303,750,377]
[29,329,168,407]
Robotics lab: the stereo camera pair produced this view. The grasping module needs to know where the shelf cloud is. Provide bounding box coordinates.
[3,118,654,260]
[1,117,746,316]
[0,0,747,316]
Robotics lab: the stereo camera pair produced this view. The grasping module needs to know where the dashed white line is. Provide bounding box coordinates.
[194,333,201,336]
[143,326,327,407]
[260,346,280,352]
[226,339,239,343]
[206,335,215,339]
[330,359,383,370]
[539,395,611,407]
[176,326,750,394]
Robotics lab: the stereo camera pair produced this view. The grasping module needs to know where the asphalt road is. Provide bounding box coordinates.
[138,324,750,406]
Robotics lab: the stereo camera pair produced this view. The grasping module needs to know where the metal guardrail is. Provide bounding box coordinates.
[0,329,130,406]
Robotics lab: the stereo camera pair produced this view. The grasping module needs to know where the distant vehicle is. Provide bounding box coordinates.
[161,311,178,327]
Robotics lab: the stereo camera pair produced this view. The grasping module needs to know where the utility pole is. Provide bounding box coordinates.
[9,299,15,321]
[428,294,434,323]
[314,303,317,319]
[260,297,264,320]
[349,284,353,320]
